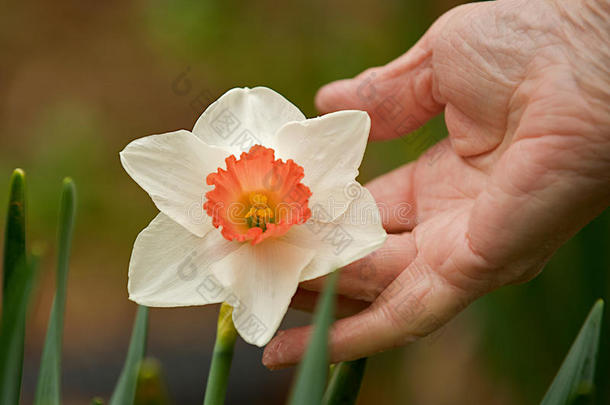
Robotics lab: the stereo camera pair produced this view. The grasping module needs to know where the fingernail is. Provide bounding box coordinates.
[262,347,281,369]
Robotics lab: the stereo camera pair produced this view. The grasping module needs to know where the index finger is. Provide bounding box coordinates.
[315,33,443,141]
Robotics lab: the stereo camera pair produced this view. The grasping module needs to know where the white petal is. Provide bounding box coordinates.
[192,87,305,155]
[120,130,231,237]
[274,110,371,221]
[281,184,387,282]
[209,239,315,346]
[128,213,240,307]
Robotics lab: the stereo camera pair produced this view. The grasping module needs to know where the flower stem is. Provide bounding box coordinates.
[203,303,237,405]
[322,358,368,405]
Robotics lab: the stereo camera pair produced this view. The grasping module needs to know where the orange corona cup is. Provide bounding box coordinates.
[204,145,312,245]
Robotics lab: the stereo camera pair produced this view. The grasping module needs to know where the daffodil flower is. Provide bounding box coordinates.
[120,87,387,346]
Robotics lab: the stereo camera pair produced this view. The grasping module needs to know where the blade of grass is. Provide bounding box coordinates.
[33,178,76,405]
[288,271,338,405]
[322,358,367,405]
[540,299,604,405]
[109,305,149,405]
[3,168,26,305]
[0,255,39,405]
[0,168,28,405]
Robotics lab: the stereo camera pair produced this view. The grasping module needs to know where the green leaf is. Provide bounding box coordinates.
[34,178,76,405]
[110,305,149,405]
[0,168,28,405]
[540,299,604,405]
[90,398,105,405]
[0,256,38,405]
[135,358,172,405]
[322,358,367,405]
[288,271,338,405]
[3,168,26,302]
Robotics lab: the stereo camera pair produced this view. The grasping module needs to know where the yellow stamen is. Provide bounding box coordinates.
[245,193,274,229]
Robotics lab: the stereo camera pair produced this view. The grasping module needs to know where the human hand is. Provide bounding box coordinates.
[263,0,610,368]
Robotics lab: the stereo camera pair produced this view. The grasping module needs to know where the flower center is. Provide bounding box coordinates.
[245,192,274,230]
[204,145,311,245]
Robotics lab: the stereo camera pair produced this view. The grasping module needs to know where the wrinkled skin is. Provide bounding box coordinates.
[263,0,610,368]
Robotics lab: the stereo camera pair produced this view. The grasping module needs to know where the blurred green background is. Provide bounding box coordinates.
[0,0,608,404]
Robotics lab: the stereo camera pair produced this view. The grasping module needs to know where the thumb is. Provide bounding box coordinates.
[315,34,443,141]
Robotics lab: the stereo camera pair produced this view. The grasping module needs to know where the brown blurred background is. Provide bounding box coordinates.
[1,0,608,404]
